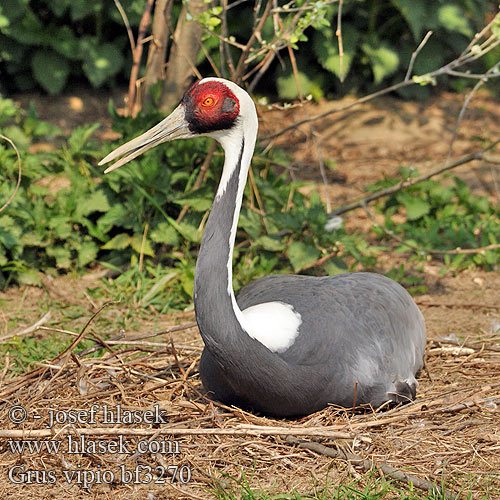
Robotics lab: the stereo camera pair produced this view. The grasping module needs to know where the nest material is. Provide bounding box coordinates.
[1,309,499,500]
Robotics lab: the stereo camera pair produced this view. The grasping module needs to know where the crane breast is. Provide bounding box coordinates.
[241,301,302,353]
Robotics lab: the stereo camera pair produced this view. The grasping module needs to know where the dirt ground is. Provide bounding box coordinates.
[1,87,499,498]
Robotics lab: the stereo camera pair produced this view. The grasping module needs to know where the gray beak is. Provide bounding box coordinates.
[98,105,193,173]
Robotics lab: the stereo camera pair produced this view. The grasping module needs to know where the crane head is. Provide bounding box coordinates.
[99,78,242,173]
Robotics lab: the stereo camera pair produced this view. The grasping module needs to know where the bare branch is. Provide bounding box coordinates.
[232,0,273,83]
[0,425,361,441]
[331,138,500,216]
[127,0,155,116]
[143,0,173,103]
[0,134,22,214]
[264,13,500,141]
[405,31,433,82]
[0,312,51,342]
[113,0,136,52]
[445,60,500,166]
[286,436,458,499]
[361,201,500,256]
[336,0,344,82]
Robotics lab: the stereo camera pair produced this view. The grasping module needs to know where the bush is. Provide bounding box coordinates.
[274,0,496,99]
[0,0,496,97]
[0,0,140,93]
[0,96,379,301]
[1,95,499,308]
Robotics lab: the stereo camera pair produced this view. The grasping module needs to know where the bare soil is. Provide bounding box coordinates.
[0,87,499,499]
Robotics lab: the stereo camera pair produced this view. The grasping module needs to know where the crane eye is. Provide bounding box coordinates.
[202,96,215,107]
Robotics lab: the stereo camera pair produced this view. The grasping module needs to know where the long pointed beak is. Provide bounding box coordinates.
[99,105,193,173]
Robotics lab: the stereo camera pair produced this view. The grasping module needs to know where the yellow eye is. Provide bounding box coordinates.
[202,96,215,107]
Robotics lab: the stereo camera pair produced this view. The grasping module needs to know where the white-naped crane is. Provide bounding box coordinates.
[99,78,426,417]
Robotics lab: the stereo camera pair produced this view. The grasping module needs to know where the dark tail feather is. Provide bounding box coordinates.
[388,380,417,404]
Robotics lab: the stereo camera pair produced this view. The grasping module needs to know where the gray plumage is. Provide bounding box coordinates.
[196,156,426,416]
[99,77,427,417]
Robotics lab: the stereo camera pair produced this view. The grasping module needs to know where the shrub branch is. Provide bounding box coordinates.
[0,134,22,214]
[331,138,500,216]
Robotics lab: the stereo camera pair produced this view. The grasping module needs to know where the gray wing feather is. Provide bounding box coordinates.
[236,272,426,406]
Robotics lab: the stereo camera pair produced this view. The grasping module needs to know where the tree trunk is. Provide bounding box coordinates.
[142,0,173,106]
[160,0,207,112]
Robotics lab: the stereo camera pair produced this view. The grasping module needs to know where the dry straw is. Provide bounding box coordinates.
[0,310,499,500]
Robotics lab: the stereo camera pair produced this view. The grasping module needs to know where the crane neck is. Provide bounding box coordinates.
[193,120,257,354]
[191,107,320,414]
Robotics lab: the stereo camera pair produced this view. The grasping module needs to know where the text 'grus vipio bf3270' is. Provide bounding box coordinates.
[99,78,426,417]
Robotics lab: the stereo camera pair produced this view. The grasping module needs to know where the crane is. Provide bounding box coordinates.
[99,78,426,417]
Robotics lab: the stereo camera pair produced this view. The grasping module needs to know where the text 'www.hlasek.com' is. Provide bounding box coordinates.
[4,404,192,487]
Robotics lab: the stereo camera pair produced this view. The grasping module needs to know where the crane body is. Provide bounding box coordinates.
[100,78,426,417]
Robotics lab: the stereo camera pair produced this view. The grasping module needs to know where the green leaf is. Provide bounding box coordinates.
[97,204,130,233]
[48,216,72,239]
[77,190,110,217]
[49,26,80,60]
[17,271,42,286]
[46,246,71,269]
[141,272,177,306]
[1,125,30,151]
[254,235,286,252]
[429,184,453,204]
[101,233,131,250]
[276,71,323,101]
[20,233,43,247]
[398,194,431,220]
[166,216,202,243]
[362,42,399,84]
[174,186,213,211]
[82,43,124,88]
[412,74,437,86]
[130,233,155,256]
[391,0,428,40]
[313,25,358,80]
[5,9,43,45]
[438,5,472,37]
[68,123,100,153]
[31,50,70,94]
[323,257,347,276]
[70,0,101,21]
[287,241,320,272]
[239,209,263,240]
[77,241,98,267]
[150,222,180,246]
[0,98,19,125]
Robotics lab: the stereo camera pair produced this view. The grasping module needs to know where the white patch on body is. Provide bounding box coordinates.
[240,301,302,353]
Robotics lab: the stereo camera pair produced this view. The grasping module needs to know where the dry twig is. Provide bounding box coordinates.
[127,0,155,116]
[331,138,500,216]
[0,134,22,214]
[0,425,362,440]
[285,436,458,499]
[0,312,51,343]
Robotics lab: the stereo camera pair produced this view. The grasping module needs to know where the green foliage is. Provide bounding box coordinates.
[372,167,500,270]
[0,96,377,306]
[31,50,70,94]
[0,0,130,93]
[213,0,493,98]
[212,469,460,499]
[361,41,400,85]
[0,0,494,96]
[276,68,324,101]
[1,96,497,311]
[305,0,491,95]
